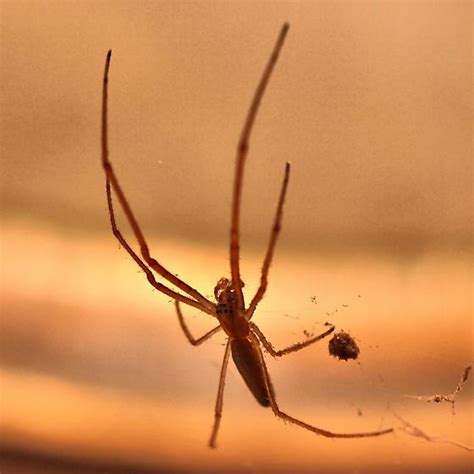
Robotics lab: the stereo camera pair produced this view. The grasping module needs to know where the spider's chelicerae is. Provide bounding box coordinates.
[101,23,393,448]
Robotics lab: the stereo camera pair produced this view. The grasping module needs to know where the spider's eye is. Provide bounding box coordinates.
[328,331,360,361]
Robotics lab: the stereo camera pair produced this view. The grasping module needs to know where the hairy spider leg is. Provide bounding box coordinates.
[102,50,215,314]
[246,161,290,320]
[104,178,211,312]
[229,23,289,314]
[175,301,222,345]
[209,339,231,448]
[250,321,335,357]
[251,331,394,439]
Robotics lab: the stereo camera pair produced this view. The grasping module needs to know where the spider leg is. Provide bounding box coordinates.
[245,162,290,320]
[105,180,210,313]
[251,332,394,439]
[102,50,215,313]
[230,24,290,313]
[209,339,231,448]
[175,301,222,346]
[250,321,335,357]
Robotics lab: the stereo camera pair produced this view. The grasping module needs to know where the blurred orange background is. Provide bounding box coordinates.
[1,1,472,473]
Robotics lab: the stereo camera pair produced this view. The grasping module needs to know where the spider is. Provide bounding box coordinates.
[101,23,393,448]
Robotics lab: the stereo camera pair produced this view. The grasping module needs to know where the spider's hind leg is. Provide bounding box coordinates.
[175,301,222,346]
[250,331,394,439]
[209,339,231,448]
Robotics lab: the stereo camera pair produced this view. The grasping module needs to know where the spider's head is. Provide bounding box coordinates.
[214,277,245,302]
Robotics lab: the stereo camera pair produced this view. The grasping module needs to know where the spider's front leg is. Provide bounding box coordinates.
[250,321,335,357]
[229,24,290,314]
[101,50,215,315]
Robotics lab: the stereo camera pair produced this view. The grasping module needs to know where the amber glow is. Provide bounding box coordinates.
[1,1,472,472]
[2,220,472,472]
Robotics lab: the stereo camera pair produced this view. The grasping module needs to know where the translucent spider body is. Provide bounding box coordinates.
[101,23,393,448]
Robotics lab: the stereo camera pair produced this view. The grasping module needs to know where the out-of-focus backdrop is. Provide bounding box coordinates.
[1,1,472,473]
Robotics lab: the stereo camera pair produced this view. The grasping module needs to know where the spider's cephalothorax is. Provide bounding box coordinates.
[214,278,248,337]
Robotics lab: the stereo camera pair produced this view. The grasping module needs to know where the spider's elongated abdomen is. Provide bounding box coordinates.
[231,338,271,407]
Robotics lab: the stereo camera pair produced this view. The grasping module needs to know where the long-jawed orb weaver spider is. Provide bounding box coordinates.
[101,23,393,448]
